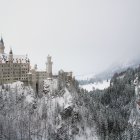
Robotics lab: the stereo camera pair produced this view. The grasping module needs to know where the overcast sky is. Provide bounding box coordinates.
[0,0,140,75]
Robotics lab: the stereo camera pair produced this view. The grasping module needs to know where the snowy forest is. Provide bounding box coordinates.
[0,66,140,140]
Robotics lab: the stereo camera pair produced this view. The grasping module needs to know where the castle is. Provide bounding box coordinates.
[0,37,74,92]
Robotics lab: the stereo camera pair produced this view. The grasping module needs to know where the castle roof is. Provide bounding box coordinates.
[0,53,28,63]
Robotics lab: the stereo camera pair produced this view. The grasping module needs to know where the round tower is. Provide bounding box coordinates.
[0,37,5,54]
[46,55,53,78]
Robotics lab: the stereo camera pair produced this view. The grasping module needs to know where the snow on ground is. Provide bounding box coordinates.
[80,80,110,91]
[75,127,99,140]
[51,88,73,108]
[7,81,24,94]
[26,94,34,103]
[0,80,99,140]
[43,79,72,108]
[44,78,58,92]
[38,79,73,133]
[47,88,72,109]
[63,88,73,108]
[3,81,35,103]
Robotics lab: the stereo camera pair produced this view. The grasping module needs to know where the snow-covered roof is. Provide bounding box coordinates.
[0,53,28,63]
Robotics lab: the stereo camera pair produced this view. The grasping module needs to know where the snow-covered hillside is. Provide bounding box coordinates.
[1,81,35,103]
[41,79,99,140]
[0,80,99,140]
[79,80,110,91]
[76,56,140,86]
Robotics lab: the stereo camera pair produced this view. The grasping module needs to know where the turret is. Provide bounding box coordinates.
[0,37,5,54]
[9,48,13,63]
[46,55,53,78]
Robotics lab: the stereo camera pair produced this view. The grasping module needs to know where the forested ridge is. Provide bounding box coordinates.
[78,66,140,139]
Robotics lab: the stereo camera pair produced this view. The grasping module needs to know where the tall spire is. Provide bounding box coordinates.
[0,36,4,45]
[9,48,13,63]
[0,36,5,54]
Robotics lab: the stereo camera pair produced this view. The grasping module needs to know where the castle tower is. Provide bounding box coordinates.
[8,48,14,82]
[0,37,5,54]
[9,48,13,62]
[46,55,53,78]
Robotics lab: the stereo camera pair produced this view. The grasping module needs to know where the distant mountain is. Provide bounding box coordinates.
[95,57,140,80]
[76,56,140,85]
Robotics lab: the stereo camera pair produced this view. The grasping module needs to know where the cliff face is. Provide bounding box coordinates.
[129,78,140,127]
[121,76,140,140]
[40,78,99,140]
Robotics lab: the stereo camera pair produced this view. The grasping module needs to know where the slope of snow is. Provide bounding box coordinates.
[51,88,73,109]
[43,79,72,108]
[41,80,99,140]
[75,126,99,140]
[26,94,34,103]
[0,80,99,140]
[3,81,35,103]
[80,80,110,91]
[44,78,58,92]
